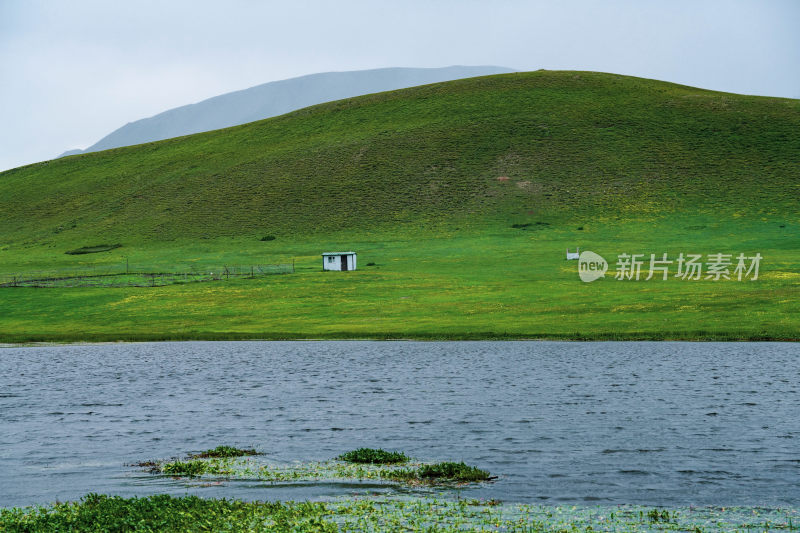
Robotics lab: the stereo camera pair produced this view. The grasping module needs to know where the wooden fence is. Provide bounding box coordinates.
[0,263,294,288]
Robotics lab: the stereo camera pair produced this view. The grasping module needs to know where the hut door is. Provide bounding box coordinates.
[340,255,348,271]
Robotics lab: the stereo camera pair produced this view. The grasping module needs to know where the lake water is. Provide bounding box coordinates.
[1,341,798,509]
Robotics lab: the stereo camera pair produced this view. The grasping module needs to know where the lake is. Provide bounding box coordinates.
[1,341,798,508]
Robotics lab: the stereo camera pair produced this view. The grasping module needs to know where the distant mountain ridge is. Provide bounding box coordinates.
[59,65,515,157]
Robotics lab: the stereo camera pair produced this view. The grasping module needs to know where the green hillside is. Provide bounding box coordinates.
[0,71,798,342]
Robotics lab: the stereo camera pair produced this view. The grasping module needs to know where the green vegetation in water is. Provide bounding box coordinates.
[465,498,502,506]
[64,244,121,255]
[3,494,799,532]
[0,494,335,532]
[418,461,491,482]
[144,452,490,486]
[160,460,211,477]
[337,447,409,464]
[385,462,492,484]
[189,445,260,458]
[648,508,677,524]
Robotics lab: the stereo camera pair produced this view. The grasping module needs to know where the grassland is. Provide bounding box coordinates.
[0,71,797,341]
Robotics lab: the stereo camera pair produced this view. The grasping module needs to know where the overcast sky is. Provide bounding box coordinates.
[1,0,798,172]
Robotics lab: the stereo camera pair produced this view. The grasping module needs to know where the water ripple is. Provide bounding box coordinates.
[0,340,798,508]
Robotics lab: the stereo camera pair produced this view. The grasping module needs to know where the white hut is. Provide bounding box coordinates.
[322,252,357,271]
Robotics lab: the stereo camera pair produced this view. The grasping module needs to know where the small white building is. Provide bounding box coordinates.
[322,252,357,271]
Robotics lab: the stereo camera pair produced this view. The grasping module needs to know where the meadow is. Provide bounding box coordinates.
[0,71,797,341]
[0,214,797,342]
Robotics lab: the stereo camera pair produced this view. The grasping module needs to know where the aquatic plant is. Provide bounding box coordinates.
[0,494,335,532]
[417,461,490,482]
[5,496,798,532]
[189,445,259,458]
[465,498,501,506]
[337,448,409,464]
[160,460,210,477]
[648,507,675,523]
[142,452,491,487]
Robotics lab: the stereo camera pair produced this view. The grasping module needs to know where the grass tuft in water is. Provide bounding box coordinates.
[417,461,490,482]
[648,508,676,523]
[189,445,260,458]
[160,460,210,477]
[466,498,502,506]
[337,448,409,464]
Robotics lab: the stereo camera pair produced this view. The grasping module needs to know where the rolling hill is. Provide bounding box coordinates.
[9,70,800,246]
[0,70,797,342]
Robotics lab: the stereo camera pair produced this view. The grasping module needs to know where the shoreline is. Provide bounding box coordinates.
[1,332,798,346]
[2,494,798,532]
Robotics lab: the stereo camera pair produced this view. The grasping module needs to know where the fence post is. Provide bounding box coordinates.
[292,258,295,273]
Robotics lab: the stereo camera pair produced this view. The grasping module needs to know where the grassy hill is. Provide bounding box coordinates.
[0,71,798,342]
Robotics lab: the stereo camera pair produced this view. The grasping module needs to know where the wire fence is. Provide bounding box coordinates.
[0,263,294,288]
